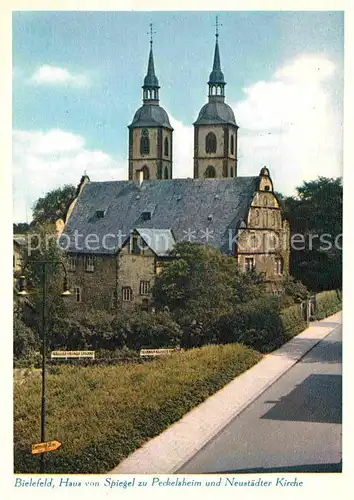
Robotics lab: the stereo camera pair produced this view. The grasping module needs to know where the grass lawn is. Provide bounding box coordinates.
[14,344,262,473]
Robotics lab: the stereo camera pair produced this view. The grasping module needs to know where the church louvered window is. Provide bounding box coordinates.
[164,137,169,156]
[205,165,216,178]
[140,129,150,155]
[205,132,217,153]
[230,135,234,155]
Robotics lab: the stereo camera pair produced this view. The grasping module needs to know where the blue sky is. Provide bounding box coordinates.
[12,11,344,222]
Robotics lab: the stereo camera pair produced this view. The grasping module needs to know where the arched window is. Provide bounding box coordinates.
[140,129,150,155]
[164,166,169,179]
[205,132,217,153]
[141,165,150,180]
[230,167,234,177]
[230,135,234,155]
[205,165,216,178]
[164,137,169,156]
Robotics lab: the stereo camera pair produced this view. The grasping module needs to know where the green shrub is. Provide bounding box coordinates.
[280,303,307,341]
[48,310,182,352]
[214,296,284,352]
[312,290,342,320]
[14,343,262,473]
[13,317,39,361]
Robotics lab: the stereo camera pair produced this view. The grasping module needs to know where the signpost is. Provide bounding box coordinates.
[140,347,182,357]
[51,351,95,359]
[32,440,62,455]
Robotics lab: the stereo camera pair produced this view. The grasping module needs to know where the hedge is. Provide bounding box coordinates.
[280,303,308,341]
[311,290,342,320]
[14,344,262,474]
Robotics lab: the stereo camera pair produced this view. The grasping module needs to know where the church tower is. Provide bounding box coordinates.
[128,25,173,181]
[193,18,238,179]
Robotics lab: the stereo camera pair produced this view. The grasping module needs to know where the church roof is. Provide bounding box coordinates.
[208,38,225,85]
[143,46,159,89]
[129,104,173,129]
[61,176,259,256]
[194,101,237,126]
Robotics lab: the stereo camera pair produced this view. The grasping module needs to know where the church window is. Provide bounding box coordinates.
[164,137,169,156]
[122,286,133,302]
[230,135,234,155]
[140,129,150,155]
[164,166,169,179]
[230,167,234,177]
[205,132,217,153]
[205,165,216,178]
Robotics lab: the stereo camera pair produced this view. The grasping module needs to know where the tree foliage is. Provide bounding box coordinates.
[152,242,266,328]
[281,177,342,292]
[32,184,76,225]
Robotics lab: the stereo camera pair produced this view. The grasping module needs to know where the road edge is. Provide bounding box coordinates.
[110,311,342,474]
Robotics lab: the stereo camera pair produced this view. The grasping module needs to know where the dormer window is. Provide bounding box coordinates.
[142,211,151,221]
[96,209,106,218]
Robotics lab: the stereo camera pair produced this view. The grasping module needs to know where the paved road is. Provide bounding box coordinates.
[178,326,342,473]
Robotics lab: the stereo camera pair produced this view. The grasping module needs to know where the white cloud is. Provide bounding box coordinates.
[232,54,342,195]
[12,129,126,222]
[30,65,90,87]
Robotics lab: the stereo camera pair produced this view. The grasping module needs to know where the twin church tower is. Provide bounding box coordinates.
[128,22,238,181]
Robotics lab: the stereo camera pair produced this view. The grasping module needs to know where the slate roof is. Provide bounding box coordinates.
[208,38,225,85]
[61,177,259,256]
[194,101,237,126]
[129,104,173,130]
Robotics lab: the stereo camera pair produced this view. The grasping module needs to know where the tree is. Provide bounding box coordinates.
[13,222,30,234]
[19,222,71,337]
[32,184,76,225]
[152,242,266,331]
[281,177,342,291]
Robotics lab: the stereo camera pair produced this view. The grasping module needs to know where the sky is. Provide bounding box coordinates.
[12,10,344,223]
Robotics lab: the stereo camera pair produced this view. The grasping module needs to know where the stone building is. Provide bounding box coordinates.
[59,29,290,312]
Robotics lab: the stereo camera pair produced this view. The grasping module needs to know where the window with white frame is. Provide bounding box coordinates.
[275,257,283,275]
[84,255,95,272]
[68,255,77,272]
[73,286,82,303]
[122,286,132,302]
[244,257,255,272]
[140,280,150,296]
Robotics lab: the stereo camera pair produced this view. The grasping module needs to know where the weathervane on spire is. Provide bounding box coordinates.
[214,15,222,38]
[148,23,156,46]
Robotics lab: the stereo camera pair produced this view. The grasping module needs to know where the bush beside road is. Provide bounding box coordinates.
[14,343,262,474]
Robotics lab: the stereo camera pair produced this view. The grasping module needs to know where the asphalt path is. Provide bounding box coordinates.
[178,325,342,473]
